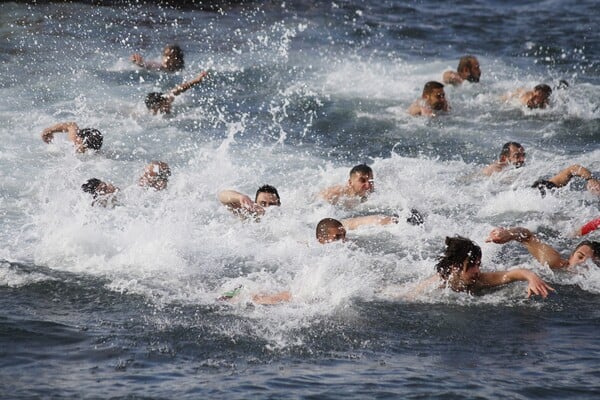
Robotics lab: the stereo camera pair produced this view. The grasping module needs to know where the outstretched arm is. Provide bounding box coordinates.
[130,53,162,70]
[170,71,208,97]
[548,164,592,187]
[486,227,567,269]
[41,121,79,144]
[477,269,554,298]
[218,189,264,215]
[341,215,398,230]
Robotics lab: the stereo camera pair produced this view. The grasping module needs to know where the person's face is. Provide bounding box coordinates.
[348,172,374,198]
[527,90,550,109]
[461,62,481,83]
[459,257,481,286]
[152,99,172,115]
[568,245,595,267]
[425,88,447,110]
[142,164,170,190]
[320,226,347,244]
[255,192,280,208]
[506,146,526,168]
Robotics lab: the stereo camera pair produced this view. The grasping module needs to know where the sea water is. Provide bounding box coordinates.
[1,1,599,398]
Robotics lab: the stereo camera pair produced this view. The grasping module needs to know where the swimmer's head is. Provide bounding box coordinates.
[568,241,600,267]
[316,218,347,244]
[499,141,526,168]
[139,161,171,191]
[348,164,374,198]
[255,184,281,207]
[457,55,481,83]
[422,81,448,111]
[162,44,184,72]
[81,178,118,199]
[76,128,103,151]
[436,236,482,284]
[527,84,552,109]
[145,92,172,114]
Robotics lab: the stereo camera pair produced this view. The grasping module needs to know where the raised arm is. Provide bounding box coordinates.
[477,269,554,298]
[486,227,567,269]
[41,122,79,144]
[170,71,208,97]
[341,215,398,230]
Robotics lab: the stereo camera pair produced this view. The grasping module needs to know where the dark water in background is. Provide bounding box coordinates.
[1,1,599,398]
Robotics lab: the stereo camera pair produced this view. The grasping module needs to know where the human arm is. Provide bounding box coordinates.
[442,70,463,85]
[576,217,600,236]
[130,53,163,70]
[252,291,291,305]
[477,269,555,298]
[482,161,508,176]
[547,164,592,187]
[319,185,346,205]
[218,189,264,215]
[486,227,567,269]
[169,71,208,96]
[407,99,425,116]
[341,215,398,230]
[41,122,79,144]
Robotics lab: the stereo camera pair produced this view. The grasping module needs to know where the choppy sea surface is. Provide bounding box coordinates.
[1,1,599,398]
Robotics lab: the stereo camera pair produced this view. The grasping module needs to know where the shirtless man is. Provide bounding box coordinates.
[531,164,600,197]
[408,81,450,117]
[442,55,481,85]
[145,71,208,115]
[41,122,103,153]
[320,164,374,207]
[131,44,184,72]
[218,185,281,218]
[504,84,552,109]
[316,215,400,244]
[487,227,600,269]
[482,142,526,176]
[139,161,171,191]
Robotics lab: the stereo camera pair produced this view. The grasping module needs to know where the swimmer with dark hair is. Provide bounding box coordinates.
[81,178,119,207]
[131,44,185,72]
[411,236,554,298]
[442,55,481,85]
[42,122,103,153]
[145,71,208,115]
[531,164,600,197]
[139,161,171,191]
[482,142,526,176]
[503,83,553,109]
[218,185,281,219]
[408,81,450,117]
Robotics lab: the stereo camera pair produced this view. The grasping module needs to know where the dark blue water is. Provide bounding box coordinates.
[1,1,599,398]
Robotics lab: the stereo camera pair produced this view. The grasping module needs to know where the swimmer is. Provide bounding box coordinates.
[576,217,600,237]
[131,44,184,72]
[316,214,411,244]
[81,178,119,207]
[442,55,481,85]
[503,84,552,109]
[531,164,600,197]
[482,142,526,176]
[41,122,103,153]
[145,71,208,115]
[408,81,450,117]
[413,236,554,298]
[486,227,600,269]
[320,164,374,207]
[138,161,171,191]
[218,185,281,218]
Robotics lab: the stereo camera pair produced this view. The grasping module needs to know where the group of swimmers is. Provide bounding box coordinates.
[39,47,599,304]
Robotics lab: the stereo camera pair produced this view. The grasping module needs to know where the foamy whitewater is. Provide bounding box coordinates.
[1,1,599,398]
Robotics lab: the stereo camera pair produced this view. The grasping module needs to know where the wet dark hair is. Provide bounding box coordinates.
[499,141,523,158]
[349,164,373,177]
[255,184,280,203]
[534,84,552,96]
[423,81,444,95]
[436,236,482,280]
[316,218,344,241]
[531,179,558,197]
[77,128,103,150]
[82,178,102,198]
[555,80,569,90]
[575,241,600,266]
[145,92,167,110]
[164,44,184,71]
